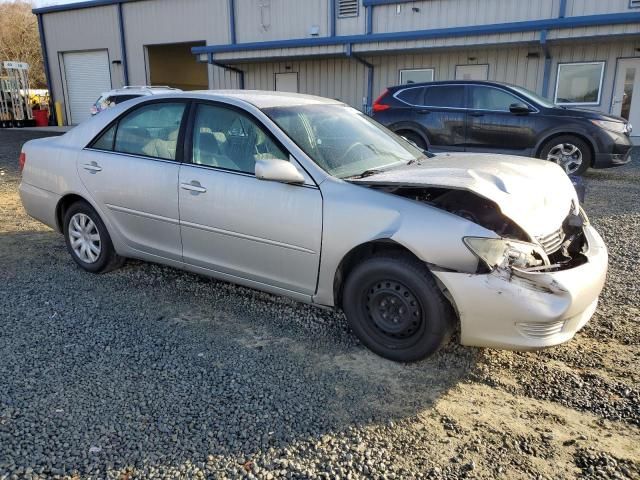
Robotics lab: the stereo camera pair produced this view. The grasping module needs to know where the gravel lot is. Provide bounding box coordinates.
[1,130,638,480]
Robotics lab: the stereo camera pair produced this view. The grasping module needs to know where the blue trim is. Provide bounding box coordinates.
[33,0,140,14]
[540,30,552,98]
[194,12,640,55]
[228,0,236,44]
[366,5,373,34]
[345,44,374,112]
[363,0,415,6]
[559,0,567,18]
[117,3,129,85]
[36,14,55,125]
[330,0,336,37]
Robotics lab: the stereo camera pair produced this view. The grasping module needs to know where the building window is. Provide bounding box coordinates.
[338,0,359,18]
[399,68,434,85]
[554,62,605,105]
[455,64,489,81]
[630,0,640,8]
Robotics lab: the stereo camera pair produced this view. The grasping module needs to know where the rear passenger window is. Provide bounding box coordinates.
[423,86,465,108]
[191,104,287,174]
[114,102,186,161]
[396,87,424,105]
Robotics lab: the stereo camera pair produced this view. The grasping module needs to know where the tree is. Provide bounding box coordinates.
[0,1,46,89]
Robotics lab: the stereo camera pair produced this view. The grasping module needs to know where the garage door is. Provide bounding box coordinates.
[63,50,111,125]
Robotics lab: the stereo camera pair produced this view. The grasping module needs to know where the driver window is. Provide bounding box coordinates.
[470,86,521,111]
[192,104,288,174]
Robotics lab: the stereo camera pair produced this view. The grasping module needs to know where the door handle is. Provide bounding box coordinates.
[416,109,431,114]
[180,181,207,194]
[82,162,102,173]
[470,112,485,117]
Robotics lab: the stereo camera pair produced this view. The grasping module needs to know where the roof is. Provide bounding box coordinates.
[190,90,345,109]
[387,80,517,90]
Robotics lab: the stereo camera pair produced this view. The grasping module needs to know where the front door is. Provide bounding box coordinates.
[612,58,640,143]
[465,85,537,155]
[78,101,188,261]
[179,102,322,295]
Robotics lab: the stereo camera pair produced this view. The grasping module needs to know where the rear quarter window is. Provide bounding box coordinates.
[396,87,424,105]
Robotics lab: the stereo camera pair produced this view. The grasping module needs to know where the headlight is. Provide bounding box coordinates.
[463,237,548,271]
[590,119,628,134]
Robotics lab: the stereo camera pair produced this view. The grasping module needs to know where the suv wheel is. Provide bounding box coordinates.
[540,135,591,175]
[342,254,455,362]
[63,201,124,273]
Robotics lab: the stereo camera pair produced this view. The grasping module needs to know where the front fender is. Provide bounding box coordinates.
[313,178,494,307]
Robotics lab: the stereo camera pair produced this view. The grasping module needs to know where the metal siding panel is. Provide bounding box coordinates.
[566,0,632,16]
[122,0,229,86]
[42,5,121,125]
[235,0,328,43]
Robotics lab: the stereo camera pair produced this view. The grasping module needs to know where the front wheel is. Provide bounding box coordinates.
[63,201,124,273]
[342,254,455,362]
[539,135,591,175]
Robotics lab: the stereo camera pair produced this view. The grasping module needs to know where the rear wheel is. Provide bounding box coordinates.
[539,135,591,175]
[342,254,455,362]
[63,201,124,273]
[398,130,428,151]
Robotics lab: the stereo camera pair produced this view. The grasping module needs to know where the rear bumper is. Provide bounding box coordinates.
[433,225,607,350]
[18,182,61,232]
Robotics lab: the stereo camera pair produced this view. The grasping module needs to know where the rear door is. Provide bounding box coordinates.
[411,85,467,152]
[465,85,538,155]
[79,100,189,261]
[178,102,322,295]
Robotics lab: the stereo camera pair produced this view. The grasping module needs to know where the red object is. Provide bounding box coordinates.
[19,152,26,172]
[372,89,391,112]
[33,109,49,127]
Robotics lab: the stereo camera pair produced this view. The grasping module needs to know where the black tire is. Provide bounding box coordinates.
[398,130,428,151]
[63,201,124,273]
[539,135,591,176]
[342,254,455,362]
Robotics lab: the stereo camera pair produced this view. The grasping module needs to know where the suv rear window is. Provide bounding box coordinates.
[396,87,424,105]
[423,85,465,108]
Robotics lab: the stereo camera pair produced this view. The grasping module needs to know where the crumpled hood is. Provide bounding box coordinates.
[351,153,579,238]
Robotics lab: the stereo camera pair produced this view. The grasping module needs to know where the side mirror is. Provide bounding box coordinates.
[255,158,305,184]
[509,102,531,115]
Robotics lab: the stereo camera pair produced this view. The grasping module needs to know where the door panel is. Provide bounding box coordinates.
[612,58,640,141]
[465,85,537,154]
[414,85,466,151]
[77,150,182,260]
[179,166,322,294]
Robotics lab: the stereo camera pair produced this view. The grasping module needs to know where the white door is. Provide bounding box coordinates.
[455,64,489,81]
[612,58,640,141]
[62,50,111,124]
[275,72,298,93]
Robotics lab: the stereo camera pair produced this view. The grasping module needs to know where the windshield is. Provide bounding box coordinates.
[509,85,556,108]
[264,104,428,178]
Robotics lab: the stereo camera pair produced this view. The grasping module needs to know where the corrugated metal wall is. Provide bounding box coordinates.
[42,5,123,124]
[122,0,229,86]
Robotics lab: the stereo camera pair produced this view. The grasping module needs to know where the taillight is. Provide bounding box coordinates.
[19,152,26,172]
[372,89,391,112]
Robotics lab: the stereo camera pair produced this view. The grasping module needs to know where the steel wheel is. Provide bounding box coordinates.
[366,280,423,340]
[546,143,583,174]
[68,212,101,264]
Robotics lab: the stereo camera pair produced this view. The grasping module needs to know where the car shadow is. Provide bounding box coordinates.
[0,229,479,477]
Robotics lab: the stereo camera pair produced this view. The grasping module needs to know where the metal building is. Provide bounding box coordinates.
[35,0,640,138]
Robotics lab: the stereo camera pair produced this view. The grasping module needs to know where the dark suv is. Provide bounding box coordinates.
[372,81,632,175]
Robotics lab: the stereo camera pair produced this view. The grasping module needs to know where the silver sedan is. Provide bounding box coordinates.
[19,91,607,361]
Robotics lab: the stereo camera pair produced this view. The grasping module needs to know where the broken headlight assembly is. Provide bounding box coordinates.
[463,237,548,272]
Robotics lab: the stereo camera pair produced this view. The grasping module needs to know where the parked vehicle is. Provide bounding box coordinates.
[90,86,181,116]
[372,80,632,175]
[19,91,607,362]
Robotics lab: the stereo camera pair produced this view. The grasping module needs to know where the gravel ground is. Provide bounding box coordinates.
[0,130,638,480]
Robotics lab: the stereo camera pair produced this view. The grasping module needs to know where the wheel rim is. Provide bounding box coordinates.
[546,143,583,174]
[68,213,101,264]
[365,280,423,341]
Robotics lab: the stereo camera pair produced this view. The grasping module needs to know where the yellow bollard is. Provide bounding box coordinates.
[54,101,63,127]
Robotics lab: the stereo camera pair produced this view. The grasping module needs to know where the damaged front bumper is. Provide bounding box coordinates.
[433,225,608,350]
